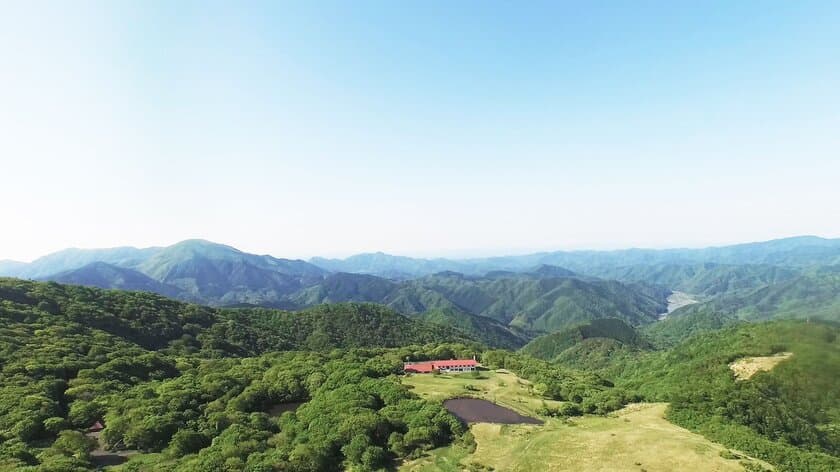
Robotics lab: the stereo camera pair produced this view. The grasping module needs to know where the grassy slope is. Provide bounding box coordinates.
[401,373,770,472]
[610,320,840,471]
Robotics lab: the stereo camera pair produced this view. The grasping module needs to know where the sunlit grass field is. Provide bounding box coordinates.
[401,372,773,472]
[402,369,564,417]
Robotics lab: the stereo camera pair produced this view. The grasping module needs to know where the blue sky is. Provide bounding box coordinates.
[2,1,839,261]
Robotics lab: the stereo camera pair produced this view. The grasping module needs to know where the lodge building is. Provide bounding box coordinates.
[403,359,479,374]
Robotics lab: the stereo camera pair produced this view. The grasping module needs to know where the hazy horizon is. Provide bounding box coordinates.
[3,2,839,262]
[4,233,839,265]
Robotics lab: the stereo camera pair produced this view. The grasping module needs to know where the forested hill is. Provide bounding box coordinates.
[610,321,840,471]
[669,272,840,322]
[521,318,650,361]
[383,272,667,332]
[0,278,617,471]
[0,278,477,355]
[4,235,840,305]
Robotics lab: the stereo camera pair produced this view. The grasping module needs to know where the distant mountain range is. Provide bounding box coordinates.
[4,236,840,343]
[311,235,840,276]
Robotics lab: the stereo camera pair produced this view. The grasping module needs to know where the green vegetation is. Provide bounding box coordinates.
[643,309,740,347]
[609,321,840,471]
[401,393,771,472]
[413,308,530,350]
[33,239,330,306]
[673,273,840,323]
[590,263,800,297]
[0,278,486,470]
[0,278,651,471]
[0,278,476,355]
[404,370,567,418]
[387,272,667,332]
[521,318,650,361]
[2,269,840,471]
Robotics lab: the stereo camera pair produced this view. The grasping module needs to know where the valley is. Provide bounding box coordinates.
[2,236,840,471]
[658,290,699,319]
[4,3,838,470]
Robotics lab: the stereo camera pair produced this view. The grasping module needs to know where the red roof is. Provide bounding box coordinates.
[404,359,478,373]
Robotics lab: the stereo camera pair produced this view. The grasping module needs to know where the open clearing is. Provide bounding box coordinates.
[403,369,565,417]
[402,371,772,472]
[729,352,793,380]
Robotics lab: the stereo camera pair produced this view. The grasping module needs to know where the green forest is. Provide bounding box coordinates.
[2,278,840,471]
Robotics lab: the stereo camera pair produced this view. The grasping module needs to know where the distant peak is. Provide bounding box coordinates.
[168,239,242,253]
[529,264,576,277]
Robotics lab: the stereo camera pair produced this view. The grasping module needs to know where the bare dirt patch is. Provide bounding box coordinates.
[729,352,793,380]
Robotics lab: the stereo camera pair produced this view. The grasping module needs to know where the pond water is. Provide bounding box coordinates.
[443,398,542,425]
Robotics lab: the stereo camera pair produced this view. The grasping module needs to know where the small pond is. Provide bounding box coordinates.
[443,398,542,425]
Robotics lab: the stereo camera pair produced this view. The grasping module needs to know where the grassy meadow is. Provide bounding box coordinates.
[403,369,564,417]
[401,371,772,472]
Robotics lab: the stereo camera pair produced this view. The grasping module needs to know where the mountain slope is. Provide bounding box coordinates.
[385,272,667,332]
[642,309,740,348]
[672,272,840,323]
[309,236,840,277]
[286,272,399,306]
[521,318,649,361]
[588,262,800,297]
[43,262,184,298]
[0,278,477,354]
[413,307,531,350]
[0,246,161,279]
[610,320,840,471]
[134,239,327,305]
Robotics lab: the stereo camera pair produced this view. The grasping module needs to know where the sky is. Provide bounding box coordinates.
[2,1,839,262]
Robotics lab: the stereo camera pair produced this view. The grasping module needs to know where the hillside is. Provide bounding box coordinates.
[521,318,650,361]
[670,273,840,323]
[0,278,476,355]
[595,320,840,471]
[2,279,840,471]
[589,262,801,297]
[0,240,329,307]
[413,308,531,350]
[0,246,161,279]
[0,279,626,472]
[285,272,399,305]
[643,309,740,348]
[309,236,840,277]
[6,237,840,338]
[135,240,327,305]
[281,270,668,337]
[44,262,184,299]
[386,272,667,332]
